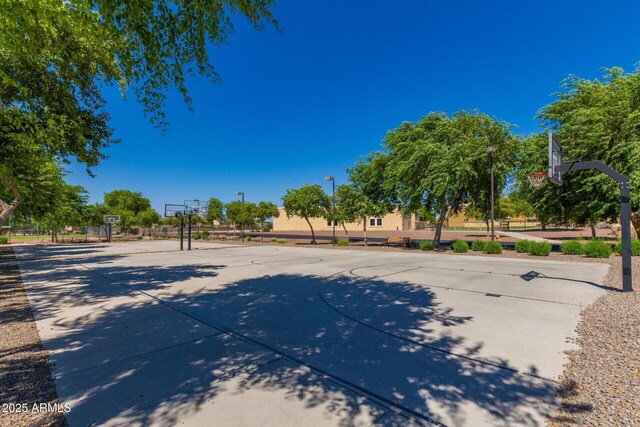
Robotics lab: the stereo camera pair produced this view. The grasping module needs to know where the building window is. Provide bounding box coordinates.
[326,220,338,227]
[369,218,383,227]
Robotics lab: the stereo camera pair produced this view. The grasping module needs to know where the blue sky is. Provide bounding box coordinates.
[66,0,640,213]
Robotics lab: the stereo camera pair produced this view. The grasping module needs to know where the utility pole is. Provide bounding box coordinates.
[325,176,336,245]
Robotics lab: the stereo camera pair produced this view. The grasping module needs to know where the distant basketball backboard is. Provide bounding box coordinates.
[548,132,563,185]
[164,204,185,218]
[103,214,121,224]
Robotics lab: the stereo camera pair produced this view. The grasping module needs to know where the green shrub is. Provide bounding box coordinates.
[451,240,469,253]
[276,239,287,244]
[407,239,419,249]
[471,239,487,251]
[270,237,278,242]
[246,236,252,241]
[614,239,640,256]
[0,236,8,244]
[202,231,210,237]
[561,240,584,255]
[515,240,533,253]
[136,235,144,240]
[337,237,349,246]
[485,242,503,254]
[583,239,613,258]
[420,240,435,251]
[528,241,552,256]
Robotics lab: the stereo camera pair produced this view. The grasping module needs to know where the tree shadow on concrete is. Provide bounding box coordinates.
[20,261,562,426]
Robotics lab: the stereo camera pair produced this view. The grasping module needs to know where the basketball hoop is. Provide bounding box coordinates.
[109,217,116,224]
[527,172,547,187]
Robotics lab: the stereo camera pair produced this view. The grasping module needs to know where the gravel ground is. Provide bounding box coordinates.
[0,247,67,427]
[548,257,640,426]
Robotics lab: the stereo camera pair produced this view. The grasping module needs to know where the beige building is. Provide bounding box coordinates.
[273,207,540,231]
[273,208,416,232]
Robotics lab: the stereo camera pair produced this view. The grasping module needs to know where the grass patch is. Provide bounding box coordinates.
[451,240,469,253]
[420,240,435,251]
[484,242,503,254]
[528,241,552,256]
[583,239,612,258]
[561,239,584,255]
[276,239,287,244]
[0,236,8,244]
[337,237,349,246]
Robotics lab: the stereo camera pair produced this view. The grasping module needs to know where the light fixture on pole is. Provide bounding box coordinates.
[237,192,245,241]
[324,176,336,245]
[485,146,496,242]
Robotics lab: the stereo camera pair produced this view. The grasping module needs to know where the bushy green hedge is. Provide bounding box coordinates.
[337,237,349,246]
[528,241,552,256]
[471,239,487,251]
[614,239,640,256]
[407,239,419,249]
[561,240,584,255]
[451,240,469,253]
[420,240,435,251]
[0,236,8,244]
[485,242,503,254]
[515,240,533,253]
[583,239,612,258]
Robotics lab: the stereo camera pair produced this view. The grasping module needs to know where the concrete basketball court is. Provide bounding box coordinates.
[13,241,609,426]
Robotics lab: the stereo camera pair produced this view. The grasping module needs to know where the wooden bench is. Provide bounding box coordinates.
[385,236,410,247]
[213,234,227,241]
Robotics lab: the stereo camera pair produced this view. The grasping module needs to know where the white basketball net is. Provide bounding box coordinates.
[527,172,547,187]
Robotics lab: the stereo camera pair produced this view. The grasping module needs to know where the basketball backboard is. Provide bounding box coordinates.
[164,204,185,218]
[184,199,208,217]
[548,132,563,185]
[103,215,121,224]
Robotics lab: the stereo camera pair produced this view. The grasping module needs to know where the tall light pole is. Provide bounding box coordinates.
[325,176,336,245]
[236,192,245,241]
[485,146,496,242]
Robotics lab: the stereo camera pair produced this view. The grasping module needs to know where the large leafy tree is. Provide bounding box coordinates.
[226,200,256,236]
[103,189,152,234]
[0,0,277,224]
[536,67,640,236]
[333,184,386,246]
[383,110,517,245]
[254,201,279,241]
[205,197,225,226]
[282,184,330,244]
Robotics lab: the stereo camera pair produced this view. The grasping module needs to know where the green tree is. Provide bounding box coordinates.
[536,67,640,236]
[226,200,256,238]
[334,184,388,246]
[137,208,161,237]
[282,184,330,244]
[205,197,225,226]
[40,184,88,242]
[383,110,516,245]
[255,201,279,241]
[0,0,277,225]
[104,190,151,215]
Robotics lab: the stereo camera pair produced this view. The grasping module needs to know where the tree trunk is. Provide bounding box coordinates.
[305,217,316,244]
[342,223,348,236]
[541,221,546,231]
[363,221,368,247]
[433,207,448,247]
[631,211,640,238]
[0,172,22,227]
[261,221,264,242]
[590,223,597,238]
[485,219,490,233]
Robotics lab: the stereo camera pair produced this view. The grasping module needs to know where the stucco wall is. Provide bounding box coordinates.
[273,208,415,231]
